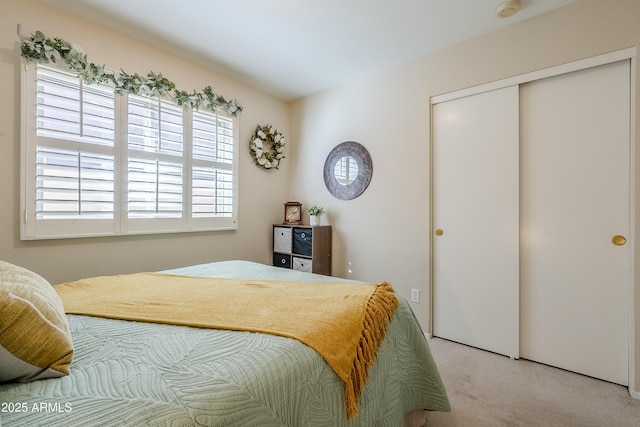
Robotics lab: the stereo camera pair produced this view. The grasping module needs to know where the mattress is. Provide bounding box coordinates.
[0,260,449,426]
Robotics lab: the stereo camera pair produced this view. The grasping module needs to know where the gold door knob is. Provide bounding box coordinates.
[612,235,627,246]
[435,229,444,236]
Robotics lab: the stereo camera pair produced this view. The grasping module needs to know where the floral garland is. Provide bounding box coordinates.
[249,125,285,170]
[18,28,242,117]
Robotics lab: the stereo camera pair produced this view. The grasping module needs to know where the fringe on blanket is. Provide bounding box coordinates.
[344,281,399,418]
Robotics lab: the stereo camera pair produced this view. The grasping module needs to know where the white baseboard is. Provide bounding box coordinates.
[630,387,640,400]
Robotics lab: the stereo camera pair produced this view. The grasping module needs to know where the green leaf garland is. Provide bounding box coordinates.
[19,29,242,117]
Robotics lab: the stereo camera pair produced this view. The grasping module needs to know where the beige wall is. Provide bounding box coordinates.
[290,0,640,392]
[1,0,291,283]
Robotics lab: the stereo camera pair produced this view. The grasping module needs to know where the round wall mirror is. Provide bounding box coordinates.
[323,141,372,200]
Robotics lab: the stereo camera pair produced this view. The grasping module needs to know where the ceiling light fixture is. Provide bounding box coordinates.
[496,0,521,18]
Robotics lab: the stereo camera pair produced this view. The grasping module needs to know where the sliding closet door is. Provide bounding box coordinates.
[520,60,630,385]
[432,86,519,358]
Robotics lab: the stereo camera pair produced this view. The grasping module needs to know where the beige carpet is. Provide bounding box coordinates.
[424,337,640,427]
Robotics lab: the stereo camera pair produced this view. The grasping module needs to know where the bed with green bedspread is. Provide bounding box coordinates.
[0,260,449,426]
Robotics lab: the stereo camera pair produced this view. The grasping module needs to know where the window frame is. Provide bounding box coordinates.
[21,62,239,240]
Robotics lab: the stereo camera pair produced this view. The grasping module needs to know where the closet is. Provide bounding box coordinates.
[431,55,631,386]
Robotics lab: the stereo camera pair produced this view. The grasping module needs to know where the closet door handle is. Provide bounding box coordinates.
[611,235,627,246]
[435,229,444,236]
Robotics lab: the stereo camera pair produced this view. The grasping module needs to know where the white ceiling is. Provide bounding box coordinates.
[39,0,576,100]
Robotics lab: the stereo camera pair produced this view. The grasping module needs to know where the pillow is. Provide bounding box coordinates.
[0,260,73,382]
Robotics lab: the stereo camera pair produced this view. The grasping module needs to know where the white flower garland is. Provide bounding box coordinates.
[249,125,286,170]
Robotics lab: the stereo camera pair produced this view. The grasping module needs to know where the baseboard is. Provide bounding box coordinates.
[630,387,640,400]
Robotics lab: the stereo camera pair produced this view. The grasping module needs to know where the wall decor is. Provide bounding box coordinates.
[323,141,372,200]
[283,201,302,224]
[17,26,242,116]
[249,124,286,170]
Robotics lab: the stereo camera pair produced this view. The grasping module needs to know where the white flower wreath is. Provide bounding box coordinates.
[249,124,286,170]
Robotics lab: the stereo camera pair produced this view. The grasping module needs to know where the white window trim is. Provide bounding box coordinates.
[21,62,238,240]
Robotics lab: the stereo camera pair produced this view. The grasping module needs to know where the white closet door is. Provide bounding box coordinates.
[432,86,520,358]
[520,60,630,385]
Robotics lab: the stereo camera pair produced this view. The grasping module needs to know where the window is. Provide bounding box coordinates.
[334,156,359,185]
[21,64,238,240]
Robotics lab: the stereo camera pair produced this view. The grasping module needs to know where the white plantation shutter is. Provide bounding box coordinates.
[36,66,115,146]
[127,94,184,222]
[36,146,115,219]
[191,112,234,220]
[127,158,183,218]
[22,65,116,238]
[22,63,238,240]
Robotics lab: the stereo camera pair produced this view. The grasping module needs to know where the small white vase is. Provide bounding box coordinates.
[310,215,320,226]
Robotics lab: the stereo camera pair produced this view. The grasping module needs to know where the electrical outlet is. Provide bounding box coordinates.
[411,288,420,303]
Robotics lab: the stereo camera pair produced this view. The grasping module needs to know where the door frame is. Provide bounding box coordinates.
[429,47,637,395]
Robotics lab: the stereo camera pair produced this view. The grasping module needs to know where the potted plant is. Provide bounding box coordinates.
[307,205,325,226]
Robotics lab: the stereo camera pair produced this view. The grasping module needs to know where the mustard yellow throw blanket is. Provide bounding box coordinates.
[54,273,398,418]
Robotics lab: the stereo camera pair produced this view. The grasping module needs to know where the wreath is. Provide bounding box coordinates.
[249,125,286,170]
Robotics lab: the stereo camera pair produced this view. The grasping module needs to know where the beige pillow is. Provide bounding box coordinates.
[0,260,73,382]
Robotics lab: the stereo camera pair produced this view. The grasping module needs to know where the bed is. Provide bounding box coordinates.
[0,260,449,426]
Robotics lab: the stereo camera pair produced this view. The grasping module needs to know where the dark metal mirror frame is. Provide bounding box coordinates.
[323,141,373,200]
